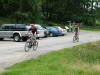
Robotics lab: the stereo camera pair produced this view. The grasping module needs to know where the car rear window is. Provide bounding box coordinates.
[35,26,43,30]
[26,26,31,30]
[15,24,26,31]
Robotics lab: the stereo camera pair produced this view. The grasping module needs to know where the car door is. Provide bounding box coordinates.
[0,27,4,38]
[35,25,44,38]
[0,25,7,38]
[2,25,13,38]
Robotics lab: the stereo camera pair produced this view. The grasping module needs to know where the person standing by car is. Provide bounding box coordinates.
[70,24,73,32]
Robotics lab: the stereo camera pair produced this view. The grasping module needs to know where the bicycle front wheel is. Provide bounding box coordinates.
[77,37,79,42]
[24,41,30,52]
[73,36,76,43]
[33,41,38,51]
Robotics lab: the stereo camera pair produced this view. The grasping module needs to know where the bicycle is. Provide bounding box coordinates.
[24,34,38,52]
[73,33,79,43]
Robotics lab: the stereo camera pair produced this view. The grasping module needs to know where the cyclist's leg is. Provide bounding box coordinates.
[30,33,34,45]
[33,32,37,42]
[31,33,36,43]
[75,32,77,39]
[75,32,79,42]
[77,32,79,39]
[73,33,76,43]
[77,33,79,40]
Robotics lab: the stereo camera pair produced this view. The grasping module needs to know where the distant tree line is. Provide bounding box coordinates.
[0,0,99,25]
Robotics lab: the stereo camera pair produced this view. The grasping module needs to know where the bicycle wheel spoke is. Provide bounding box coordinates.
[33,41,38,51]
[24,42,30,52]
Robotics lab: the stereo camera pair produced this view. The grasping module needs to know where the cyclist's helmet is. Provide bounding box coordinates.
[30,24,36,29]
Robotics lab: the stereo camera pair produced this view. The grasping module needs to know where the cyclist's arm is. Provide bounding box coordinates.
[28,28,32,33]
[34,29,37,37]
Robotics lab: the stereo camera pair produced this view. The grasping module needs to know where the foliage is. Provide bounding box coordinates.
[0,0,43,24]
[0,0,99,25]
[42,0,98,26]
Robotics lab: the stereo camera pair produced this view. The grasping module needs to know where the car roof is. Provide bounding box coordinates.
[2,24,15,26]
[2,24,26,26]
[34,24,41,26]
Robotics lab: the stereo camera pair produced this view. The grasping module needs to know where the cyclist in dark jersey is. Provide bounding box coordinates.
[29,24,37,41]
[74,25,79,36]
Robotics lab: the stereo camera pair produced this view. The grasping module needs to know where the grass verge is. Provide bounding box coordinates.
[80,26,100,31]
[0,42,100,75]
[96,19,100,26]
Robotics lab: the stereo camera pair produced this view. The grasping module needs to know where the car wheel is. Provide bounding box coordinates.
[13,34,20,42]
[44,33,48,37]
[49,33,53,37]
[62,34,64,36]
[0,38,4,40]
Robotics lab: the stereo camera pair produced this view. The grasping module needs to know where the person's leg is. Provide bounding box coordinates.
[77,33,79,38]
[30,34,34,46]
[75,32,77,39]
[77,33,79,42]
[71,28,72,32]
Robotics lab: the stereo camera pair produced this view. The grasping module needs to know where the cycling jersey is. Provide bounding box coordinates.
[75,27,79,33]
[29,28,37,35]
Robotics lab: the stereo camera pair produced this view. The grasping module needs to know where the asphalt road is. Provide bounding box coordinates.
[0,30,100,71]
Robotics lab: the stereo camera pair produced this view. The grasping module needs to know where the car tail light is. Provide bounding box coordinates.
[63,29,64,32]
[57,30,60,32]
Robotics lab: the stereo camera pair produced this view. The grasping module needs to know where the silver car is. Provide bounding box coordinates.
[34,24,45,39]
[0,24,31,42]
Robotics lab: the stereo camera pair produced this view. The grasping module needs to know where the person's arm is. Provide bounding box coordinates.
[29,28,32,31]
[34,29,37,36]
[78,27,80,33]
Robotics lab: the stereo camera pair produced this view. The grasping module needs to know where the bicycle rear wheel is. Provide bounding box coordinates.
[33,41,38,51]
[24,41,31,52]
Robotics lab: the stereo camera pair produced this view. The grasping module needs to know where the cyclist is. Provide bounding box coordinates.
[24,24,38,51]
[29,24,37,41]
[74,24,80,39]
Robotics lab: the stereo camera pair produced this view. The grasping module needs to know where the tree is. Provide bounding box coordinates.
[20,0,43,23]
[42,0,98,26]
[0,0,20,17]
